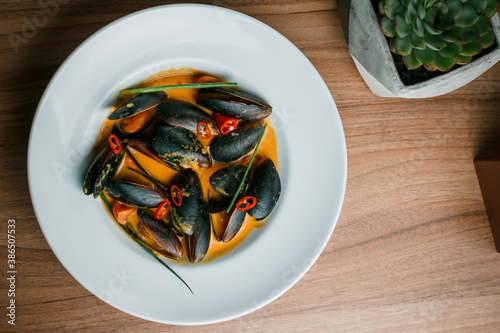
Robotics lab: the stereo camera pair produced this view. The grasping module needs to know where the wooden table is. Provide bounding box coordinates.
[2,1,500,331]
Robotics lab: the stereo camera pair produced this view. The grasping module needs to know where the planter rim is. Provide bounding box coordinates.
[355,0,500,97]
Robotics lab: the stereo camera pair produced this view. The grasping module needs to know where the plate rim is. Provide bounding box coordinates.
[27,3,347,325]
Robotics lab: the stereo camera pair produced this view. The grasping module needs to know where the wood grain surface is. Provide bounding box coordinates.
[1,0,500,332]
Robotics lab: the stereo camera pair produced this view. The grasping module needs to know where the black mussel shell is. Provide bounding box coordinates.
[127,139,177,171]
[190,208,211,263]
[197,88,272,121]
[137,209,183,259]
[92,147,126,198]
[157,99,219,135]
[209,165,247,197]
[105,181,167,208]
[83,144,108,196]
[152,125,212,169]
[170,169,205,235]
[222,208,247,243]
[107,91,166,120]
[209,120,265,163]
[246,159,281,220]
[207,197,230,214]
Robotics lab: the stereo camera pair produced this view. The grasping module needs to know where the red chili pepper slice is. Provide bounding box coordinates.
[197,121,211,139]
[171,185,183,207]
[236,196,257,211]
[108,134,122,155]
[213,113,238,135]
[154,200,171,220]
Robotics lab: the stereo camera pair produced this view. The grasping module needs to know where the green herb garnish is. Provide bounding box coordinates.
[99,193,193,294]
[121,82,238,95]
[225,124,267,213]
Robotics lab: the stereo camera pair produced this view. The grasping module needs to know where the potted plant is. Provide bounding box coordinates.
[338,0,500,98]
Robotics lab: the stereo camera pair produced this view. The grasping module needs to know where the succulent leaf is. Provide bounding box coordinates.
[469,0,488,13]
[378,0,497,72]
[396,15,413,37]
[447,0,465,19]
[415,47,436,65]
[435,53,457,70]
[381,16,397,37]
[455,54,473,64]
[454,4,480,27]
[480,30,495,48]
[403,51,424,69]
[476,15,493,36]
[409,31,427,48]
[424,31,448,49]
[481,0,498,17]
[459,25,480,44]
[459,39,483,55]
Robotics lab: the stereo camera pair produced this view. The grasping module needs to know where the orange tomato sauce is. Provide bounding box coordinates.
[97,68,278,264]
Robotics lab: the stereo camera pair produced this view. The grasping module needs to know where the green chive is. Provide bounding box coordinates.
[99,193,193,294]
[120,82,238,95]
[225,124,267,213]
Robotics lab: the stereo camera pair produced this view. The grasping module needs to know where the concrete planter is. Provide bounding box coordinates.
[338,0,500,98]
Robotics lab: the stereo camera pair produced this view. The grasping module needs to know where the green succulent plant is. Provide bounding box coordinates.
[379,0,498,71]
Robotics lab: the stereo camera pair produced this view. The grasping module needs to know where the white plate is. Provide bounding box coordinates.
[28,4,347,325]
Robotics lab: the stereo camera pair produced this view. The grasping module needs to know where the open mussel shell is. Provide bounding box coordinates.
[152,125,212,169]
[189,208,212,263]
[209,165,247,197]
[197,88,272,121]
[210,120,265,163]
[137,209,183,259]
[222,208,247,243]
[246,159,281,220]
[91,147,126,198]
[111,114,157,141]
[127,222,179,260]
[105,181,168,208]
[107,91,166,120]
[170,169,204,236]
[83,144,108,196]
[157,99,219,135]
[127,139,178,171]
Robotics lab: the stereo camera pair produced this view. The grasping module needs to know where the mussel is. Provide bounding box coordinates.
[209,120,265,163]
[209,165,247,197]
[105,181,168,208]
[107,91,166,120]
[152,125,212,169]
[137,209,183,259]
[170,169,205,235]
[246,159,281,220]
[83,143,125,198]
[197,88,272,121]
[189,208,211,263]
[157,99,219,136]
